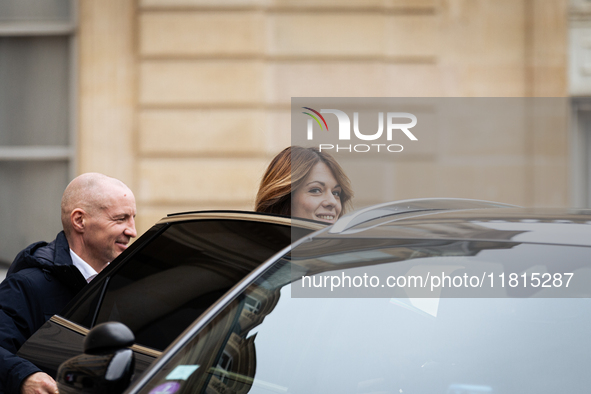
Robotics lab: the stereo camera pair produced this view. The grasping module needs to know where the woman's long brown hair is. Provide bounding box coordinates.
[255,146,353,217]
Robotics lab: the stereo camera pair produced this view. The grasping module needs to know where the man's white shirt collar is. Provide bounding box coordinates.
[69,249,98,283]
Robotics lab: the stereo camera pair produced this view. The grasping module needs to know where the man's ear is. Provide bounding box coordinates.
[71,208,86,234]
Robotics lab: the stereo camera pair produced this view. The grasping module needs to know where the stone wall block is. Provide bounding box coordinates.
[387,0,439,8]
[438,162,527,205]
[264,110,292,155]
[531,0,567,97]
[140,61,265,105]
[384,64,443,96]
[269,14,385,56]
[139,109,265,155]
[140,12,265,56]
[438,100,527,157]
[441,65,525,97]
[339,160,394,208]
[138,158,268,203]
[269,62,387,103]
[392,161,441,200]
[441,0,525,64]
[78,0,135,186]
[386,15,439,58]
[268,0,439,9]
[531,159,568,207]
[140,0,267,8]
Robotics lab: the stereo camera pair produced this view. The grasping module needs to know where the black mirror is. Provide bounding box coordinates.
[56,322,135,394]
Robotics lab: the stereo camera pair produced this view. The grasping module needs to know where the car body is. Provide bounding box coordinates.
[57,198,591,394]
[17,211,322,377]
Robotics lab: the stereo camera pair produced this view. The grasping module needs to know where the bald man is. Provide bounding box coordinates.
[0,173,137,394]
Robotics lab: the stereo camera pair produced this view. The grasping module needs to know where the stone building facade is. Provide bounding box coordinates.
[0,0,570,263]
[77,0,568,235]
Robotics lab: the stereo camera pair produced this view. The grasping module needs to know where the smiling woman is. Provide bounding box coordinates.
[255,146,353,224]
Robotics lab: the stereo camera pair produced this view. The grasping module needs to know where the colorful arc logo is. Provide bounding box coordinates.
[302,107,329,131]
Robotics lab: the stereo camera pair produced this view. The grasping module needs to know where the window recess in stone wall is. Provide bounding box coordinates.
[0,0,76,267]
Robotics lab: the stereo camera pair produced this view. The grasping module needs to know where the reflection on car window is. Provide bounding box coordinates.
[138,242,591,394]
[92,220,294,351]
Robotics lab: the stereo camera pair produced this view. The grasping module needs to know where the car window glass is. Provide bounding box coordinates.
[93,219,296,351]
[59,280,103,328]
[137,242,591,394]
[62,225,165,328]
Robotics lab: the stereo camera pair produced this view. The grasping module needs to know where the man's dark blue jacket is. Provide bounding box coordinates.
[0,231,87,393]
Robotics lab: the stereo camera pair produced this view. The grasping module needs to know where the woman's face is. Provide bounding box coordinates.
[292,162,342,224]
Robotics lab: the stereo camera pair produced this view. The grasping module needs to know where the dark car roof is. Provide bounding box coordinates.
[320,205,591,247]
